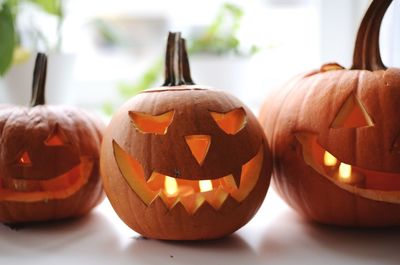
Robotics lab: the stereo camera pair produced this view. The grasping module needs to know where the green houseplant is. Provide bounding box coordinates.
[103,3,259,115]
[0,0,75,105]
[0,0,64,76]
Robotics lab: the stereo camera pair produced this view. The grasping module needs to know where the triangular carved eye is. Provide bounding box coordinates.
[330,94,374,129]
[210,108,247,135]
[45,125,68,146]
[129,110,174,135]
[19,151,32,166]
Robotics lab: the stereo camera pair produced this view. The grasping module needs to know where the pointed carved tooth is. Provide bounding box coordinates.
[221,174,238,192]
[230,191,241,202]
[113,140,157,206]
[203,187,228,210]
[159,191,179,209]
[194,194,206,213]
[146,172,165,191]
[169,200,186,214]
[149,190,163,205]
[143,167,154,184]
[215,187,229,208]
[170,197,182,209]
[180,193,205,215]
[146,172,157,183]
[232,146,264,202]
[231,168,242,188]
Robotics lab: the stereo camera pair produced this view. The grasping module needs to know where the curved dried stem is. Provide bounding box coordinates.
[351,0,392,71]
[30,53,47,106]
[163,32,195,86]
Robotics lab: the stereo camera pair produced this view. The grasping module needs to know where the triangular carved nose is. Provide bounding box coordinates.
[330,94,374,129]
[185,135,211,165]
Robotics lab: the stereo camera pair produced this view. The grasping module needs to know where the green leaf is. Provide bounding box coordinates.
[118,59,163,98]
[0,3,15,76]
[28,0,62,17]
[5,0,18,20]
[93,19,122,46]
[102,102,115,116]
[187,3,248,56]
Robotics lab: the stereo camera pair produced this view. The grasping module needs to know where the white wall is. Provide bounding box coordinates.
[317,0,370,67]
[381,0,400,67]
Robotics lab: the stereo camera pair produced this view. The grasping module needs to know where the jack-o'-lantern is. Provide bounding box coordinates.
[0,53,105,223]
[259,0,400,226]
[101,32,272,240]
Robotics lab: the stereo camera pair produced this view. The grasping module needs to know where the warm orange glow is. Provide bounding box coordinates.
[113,140,264,214]
[323,151,337,166]
[210,108,247,135]
[19,152,32,165]
[129,110,174,135]
[330,94,374,129]
[185,135,211,165]
[45,126,67,146]
[0,159,93,202]
[199,180,213,192]
[45,134,64,146]
[339,163,352,179]
[164,176,178,196]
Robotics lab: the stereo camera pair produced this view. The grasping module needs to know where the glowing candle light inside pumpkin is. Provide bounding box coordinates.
[323,151,337,166]
[164,176,178,195]
[339,163,352,180]
[199,180,213,192]
[19,152,31,165]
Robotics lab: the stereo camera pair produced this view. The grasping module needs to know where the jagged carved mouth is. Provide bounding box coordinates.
[0,158,93,202]
[295,132,400,204]
[112,140,264,214]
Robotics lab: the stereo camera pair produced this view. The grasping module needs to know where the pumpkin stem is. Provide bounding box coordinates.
[351,0,392,71]
[163,32,195,86]
[30,53,47,106]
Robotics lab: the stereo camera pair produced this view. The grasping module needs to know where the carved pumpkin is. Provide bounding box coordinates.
[0,53,105,223]
[101,32,272,240]
[259,0,400,226]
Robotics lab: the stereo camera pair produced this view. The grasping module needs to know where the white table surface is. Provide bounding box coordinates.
[0,189,398,265]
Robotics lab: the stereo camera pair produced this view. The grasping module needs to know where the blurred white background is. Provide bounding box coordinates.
[0,0,399,117]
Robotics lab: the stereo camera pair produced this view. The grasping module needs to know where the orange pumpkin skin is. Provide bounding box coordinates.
[101,33,272,240]
[259,0,400,227]
[0,54,105,223]
[260,68,400,227]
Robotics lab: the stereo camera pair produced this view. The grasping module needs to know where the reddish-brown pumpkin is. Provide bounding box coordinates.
[101,32,272,240]
[0,53,105,223]
[259,0,400,227]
